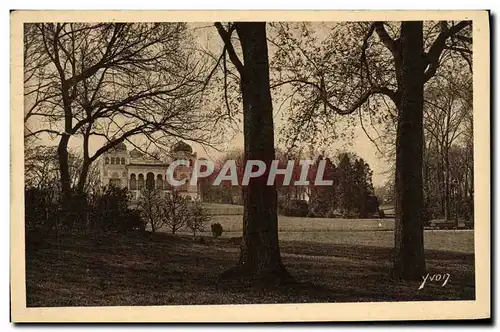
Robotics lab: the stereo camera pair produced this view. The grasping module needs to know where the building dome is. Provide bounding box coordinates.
[172,141,193,154]
[130,148,143,158]
[113,142,127,152]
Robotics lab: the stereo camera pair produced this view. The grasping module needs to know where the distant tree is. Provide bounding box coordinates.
[308,155,337,217]
[187,201,211,240]
[448,145,473,220]
[336,152,356,216]
[353,158,375,217]
[137,187,165,232]
[365,194,382,217]
[275,147,308,206]
[423,72,472,222]
[163,189,191,235]
[211,148,245,204]
[332,152,376,218]
[375,178,396,205]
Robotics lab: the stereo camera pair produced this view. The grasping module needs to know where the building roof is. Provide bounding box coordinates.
[172,141,193,154]
[130,148,144,158]
[127,163,170,168]
[113,142,127,151]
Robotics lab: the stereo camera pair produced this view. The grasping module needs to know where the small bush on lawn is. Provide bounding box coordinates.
[211,222,223,238]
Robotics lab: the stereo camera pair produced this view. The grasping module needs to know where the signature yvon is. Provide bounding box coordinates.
[418,273,450,290]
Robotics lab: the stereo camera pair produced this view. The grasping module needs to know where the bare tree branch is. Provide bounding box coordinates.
[214,22,244,75]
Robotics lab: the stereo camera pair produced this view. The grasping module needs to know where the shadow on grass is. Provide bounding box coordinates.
[25,230,475,306]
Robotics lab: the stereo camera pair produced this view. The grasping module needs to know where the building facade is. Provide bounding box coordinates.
[99,141,199,201]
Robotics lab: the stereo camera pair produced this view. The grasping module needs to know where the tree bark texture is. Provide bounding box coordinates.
[393,21,426,280]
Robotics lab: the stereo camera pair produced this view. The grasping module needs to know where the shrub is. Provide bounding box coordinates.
[211,222,223,238]
[308,196,330,218]
[25,187,59,232]
[62,190,91,229]
[363,194,381,217]
[122,209,146,233]
[277,198,287,214]
[282,199,309,217]
[90,186,132,233]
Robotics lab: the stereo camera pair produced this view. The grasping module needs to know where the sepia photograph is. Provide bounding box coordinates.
[10,10,490,322]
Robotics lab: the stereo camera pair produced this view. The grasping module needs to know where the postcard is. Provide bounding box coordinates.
[11,10,490,322]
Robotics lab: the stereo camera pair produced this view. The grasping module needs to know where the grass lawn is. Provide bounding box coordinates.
[217,230,475,254]
[206,214,395,232]
[26,229,475,307]
[174,214,474,254]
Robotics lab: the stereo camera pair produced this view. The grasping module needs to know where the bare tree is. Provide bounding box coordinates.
[25,144,100,194]
[163,189,191,235]
[24,23,218,202]
[186,201,211,240]
[137,187,165,232]
[24,144,59,190]
[424,71,472,223]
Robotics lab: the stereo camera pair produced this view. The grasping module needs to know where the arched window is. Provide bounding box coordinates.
[146,172,155,190]
[110,157,115,164]
[138,174,144,190]
[156,174,163,190]
[129,174,137,190]
[109,172,121,187]
[105,157,110,164]
[121,157,126,165]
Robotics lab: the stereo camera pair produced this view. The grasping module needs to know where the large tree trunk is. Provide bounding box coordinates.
[393,21,426,280]
[221,22,289,283]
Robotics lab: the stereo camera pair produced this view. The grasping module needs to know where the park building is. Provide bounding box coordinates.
[99,141,199,201]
